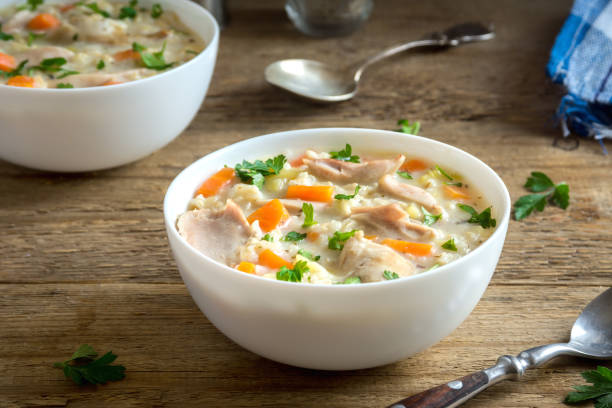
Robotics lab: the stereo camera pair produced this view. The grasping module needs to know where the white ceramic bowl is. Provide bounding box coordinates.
[0,0,219,172]
[164,128,511,370]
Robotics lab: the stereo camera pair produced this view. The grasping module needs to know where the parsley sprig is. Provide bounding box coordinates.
[328,230,357,250]
[397,119,420,135]
[277,260,309,282]
[514,172,569,220]
[261,233,273,242]
[301,202,317,228]
[234,154,286,190]
[283,231,306,242]
[329,144,360,163]
[564,366,612,408]
[334,185,360,200]
[53,344,125,386]
[140,41,174,70]
[458,204,496,229]
[118,0,137,19]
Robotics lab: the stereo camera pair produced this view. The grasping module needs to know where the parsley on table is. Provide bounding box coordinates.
[233,154,286,190]
[118,0,137,19]
[397,119,421,135]
[83,2,110,18]
[301,202,317,228]
[27,32,44,46]
[0,24,14,41]
[53,344,125,386]
[334,185,360,200]
[514,171,570,220]
[298,248,320,261]
[564,366,612,408]
[57,83,74,88]
[140,41,174,71]
[397,171,413,179]
[341,276,361,284]
[96,59,105,70]
[17,0,43,11]
[458,204,496,229]
[151,3,163,18]
[328,230,357,250]
[277,260,309,282]
[383,270,399,280]
[30,57,79,79]
[283,231,307,242]
[422,206,441,226]
[329,144,360,163]
[261,233,273,242]
[441,238,457,251]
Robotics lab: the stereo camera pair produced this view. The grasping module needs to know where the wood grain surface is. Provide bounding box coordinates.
[1,0,611,407]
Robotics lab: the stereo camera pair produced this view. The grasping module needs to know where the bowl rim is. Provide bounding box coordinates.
[164,127,511,290]
[0,0,220,94]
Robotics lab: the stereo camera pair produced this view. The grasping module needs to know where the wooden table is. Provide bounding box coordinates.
[1,0,610,406]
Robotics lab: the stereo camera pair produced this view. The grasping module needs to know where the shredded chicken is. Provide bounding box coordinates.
[47,69,151,88]
[378,174,442,214]
[176,199,252,266]
[304,154,405,184]
[69,13,127,44]
[338,232,415,282]
[2,10,36,33]
[351,203,436,241]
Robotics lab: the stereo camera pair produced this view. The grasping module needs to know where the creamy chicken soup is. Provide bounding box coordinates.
[0,0,205,88]
[177,145,497,284]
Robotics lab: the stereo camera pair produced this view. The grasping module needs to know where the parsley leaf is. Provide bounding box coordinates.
[118,0,137,19]
[435,165,453,181]
[277,260,309,282]
[342,276,361,284]
[30,57,79,79]
[298,248,320,261]
[329,144,360,163]
[458,204,496,229]
[17,0,43,11]
[27,32,44,46]
[397,119,420,135]
[564,366,612,407]
[441,238,457,251]
[328,230,357,250]
[83,3,110,18]
[397,171,413,179]
[301,202,317,228]
[261,233,273,242]
[0,24,14,41]
[284,231,307,242]
[151,3,163,18]
[514,172,570,220]
[57,83,74,88]
[334,185,360,200]
[132,42,146,52]
[1,59,27,79]
[53,344,125,386]
[140,41,174,70]
[96,59,105,70]
[422,206,441,226]
[383,270,399,280]
[234,154,286,190]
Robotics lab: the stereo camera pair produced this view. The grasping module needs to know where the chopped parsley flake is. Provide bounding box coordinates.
[277,260,309,282]
[96,59,105,70]
[441,238,457,251]
[383,270,400,280]
[435,165,453,181]
[422,206,442,226]
[151,3,163,18]
[56,83,74,88]
[140,41,174,71]
[397,171,413,179]
[334,185,360,200]
[458,204,496,229]
[261,234,273,242]
[283,231,307,242]
[118,0,137,19]
[328,230,357,251]
[298,249,320,261]
[0,24,14,41]
[341,276,361,284]
[83,2,110,18]
[301,202,317,228]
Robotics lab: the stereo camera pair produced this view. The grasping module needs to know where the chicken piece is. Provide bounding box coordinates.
[46,22,79,43]
[379,174,442,214]
[338,231,415,282]
[177,199,252,266]
[304,154,405,184]
[47,69,150,88]
[351,203,436,241]
[2,10,36,33]
[17,46,74,67]
[70,13,127,44]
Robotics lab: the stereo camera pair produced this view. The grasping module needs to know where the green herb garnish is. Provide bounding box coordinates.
[118,0,137,19]
[27,32,44,46]
[445,181,463,187]
[17,0,43,11]
[30,57,79,79]
[277,260,309,283]
[1,59,27,79]
[383,270,400,280]
[334,185,360,200]
[140,41,174,70]
[284,231,307,242]
[0,24,14,41]
[301,202,317,228]
[53,344,126,386]
[72,33,79,41]
[397,171,413,179]
[342,276,361,284]
[422,206,441,226]
[397,119,421,135]
[458,204,496,229]
[186,50,198,55]
[57,83,74,88]
[261,234,273,242]
[132,42,146,52]
[328,230,357,251]
[564,366,612,408]
[435,165,453,181]
[441,238,457,251]
[298,248,320,262]
[96,59,105,70]
[329,144,360,163]
[83,2,110,17]
[234,154,286,190]
[514,172,570,220]
[151,3,163,18]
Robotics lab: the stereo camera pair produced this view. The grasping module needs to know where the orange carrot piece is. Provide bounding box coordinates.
[443,185,470,200]
[247,199,289,232]
[364,235,378,241]
[102,81,123,86]
[27,13,61,31]
[0,53,17,73]
[401,159,429,172]
[290,154,306,167]
[286,185,333,203]
[382,238,432,257]
[59,4,76,12]
[113,49,141,62]
[7,75,35,88]
[307,232,320,242]
[258,249,292,270]
[236,261,255,274]
[194,167,235,198]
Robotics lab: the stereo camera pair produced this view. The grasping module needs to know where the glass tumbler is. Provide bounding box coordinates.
[285,0,374,37]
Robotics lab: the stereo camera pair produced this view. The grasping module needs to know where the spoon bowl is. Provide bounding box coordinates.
[569,287,612,358]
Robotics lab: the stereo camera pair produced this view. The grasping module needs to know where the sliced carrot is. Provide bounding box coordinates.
[290,154,306,167]
[7,75,35,88]
[113,49,141,62]
[307,232,319,242]
[59,4,76,12]
[286,185,333,203]
[27,13,61,31]
[443,185,470,200]
[0,53,17,73]
[102,81,123,86]
[382,238,432,257]
[401,159,430,172]
[194,167,235,198]
[364,235,378,241]
[247,199,289,232]
[258,249,292,270]
[236,261,255,274]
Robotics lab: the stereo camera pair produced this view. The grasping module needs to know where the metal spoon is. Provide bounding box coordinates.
[264,22,494,103]
[386,288,612,408]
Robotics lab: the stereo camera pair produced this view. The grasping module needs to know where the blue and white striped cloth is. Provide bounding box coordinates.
[547,0,612,153]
